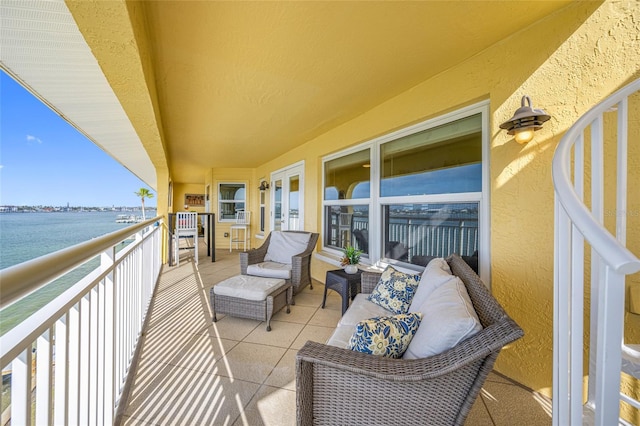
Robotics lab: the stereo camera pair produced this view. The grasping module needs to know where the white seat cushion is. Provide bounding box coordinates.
[403,276,482,359]
[326,324,355,348]
[337,294,393,327]
[246,261,292,279]
[213,275,286,301]
[264,231,311,264]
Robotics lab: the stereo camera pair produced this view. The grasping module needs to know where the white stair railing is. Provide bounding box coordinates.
[0,218,163,425]
[553,78,640,425]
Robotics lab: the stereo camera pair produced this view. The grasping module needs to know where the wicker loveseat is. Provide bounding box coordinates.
[295,254,524,426]
[240,231,319,295]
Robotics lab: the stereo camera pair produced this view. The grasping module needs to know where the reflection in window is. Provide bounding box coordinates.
[324,149,370,200]
[380,114,481,197]
[324,205,369,254]
[259,185,266,233]
[382,203,478,271]
[322,105,486,275]
[219,183,246,221]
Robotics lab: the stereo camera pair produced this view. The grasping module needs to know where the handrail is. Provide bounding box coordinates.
[0,216,161,309]
[0,219,163,425]
[552,77,640,426]
[552,79,640,274]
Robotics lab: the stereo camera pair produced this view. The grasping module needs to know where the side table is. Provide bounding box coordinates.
[322,269,363,315]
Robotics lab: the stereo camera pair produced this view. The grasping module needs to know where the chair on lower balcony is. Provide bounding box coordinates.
[174,211,198,266]
[240,230,319,295]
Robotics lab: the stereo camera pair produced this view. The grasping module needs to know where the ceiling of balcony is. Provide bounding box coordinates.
[1,0,573,187]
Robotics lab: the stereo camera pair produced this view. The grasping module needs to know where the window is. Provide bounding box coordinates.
[380,114,482,197]
[324,204,370,255]
[381,202,478,265]
[323,148,371,256]
[218,182,246,222]
[322,102,488,278]
[324,149,370,200]
[259,182,266,233]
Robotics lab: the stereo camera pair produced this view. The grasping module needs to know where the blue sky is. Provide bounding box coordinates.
[0,70,157,207]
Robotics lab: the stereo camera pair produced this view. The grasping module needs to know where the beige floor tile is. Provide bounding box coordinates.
[263,349,298,390]
[138,327,204,365]
[145,291,212,333]
[163,333,239,375]
[242,320,305,348]
[217,342,287,384]
[465,394,494,426]
[205,267,241,284]
[271,304,317,324]
[205,315,261,341]
[120,413,159,425]
[125,363,260,425]
[291,284,324,307]
[484,371,517,385]
[290,324,335,350]
[307,303,342,327]
[233,385,296,426]
[478,380,552,425]
[317,291,345,312]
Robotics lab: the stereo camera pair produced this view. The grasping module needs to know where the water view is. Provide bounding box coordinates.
[0,210,154,334]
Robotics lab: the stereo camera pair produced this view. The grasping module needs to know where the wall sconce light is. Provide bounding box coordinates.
[258,181,270,191]
[500,95,551,144]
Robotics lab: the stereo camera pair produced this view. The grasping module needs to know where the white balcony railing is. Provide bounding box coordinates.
[553,79,640,425]
[0,217,163,425]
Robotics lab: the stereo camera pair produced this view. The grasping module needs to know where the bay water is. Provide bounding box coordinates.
[0,211,147,335]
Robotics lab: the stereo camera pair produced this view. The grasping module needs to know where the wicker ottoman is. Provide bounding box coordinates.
[210,275,292,331]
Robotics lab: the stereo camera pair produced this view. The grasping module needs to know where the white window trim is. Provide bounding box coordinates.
[270,160,305,231]
[218,181,247,223]
[321,100,490,285]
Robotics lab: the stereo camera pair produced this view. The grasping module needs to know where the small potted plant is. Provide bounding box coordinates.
[340,245,363,274]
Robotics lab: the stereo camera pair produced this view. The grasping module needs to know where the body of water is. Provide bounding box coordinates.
[0,211,150,334]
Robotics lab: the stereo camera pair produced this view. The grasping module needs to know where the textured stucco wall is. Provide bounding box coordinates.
[208,169,253,249]
[201,1,640,418]
[255,0,639,398]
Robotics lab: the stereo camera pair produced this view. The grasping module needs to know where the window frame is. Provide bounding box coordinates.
[217,182,247,223]
[321,101,490,284]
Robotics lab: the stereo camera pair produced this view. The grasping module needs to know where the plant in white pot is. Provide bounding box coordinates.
[340,246,363,274]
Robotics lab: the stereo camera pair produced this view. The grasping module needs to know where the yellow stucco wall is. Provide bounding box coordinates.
[207,169,253,250]
[250,0,640,400]
[172,182,207,214]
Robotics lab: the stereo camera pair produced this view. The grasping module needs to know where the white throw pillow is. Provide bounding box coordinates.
[408,257,456,313]
[403,276,482,359]
[264,231,311,264]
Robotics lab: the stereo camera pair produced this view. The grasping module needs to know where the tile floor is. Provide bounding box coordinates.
[118,248,552,425]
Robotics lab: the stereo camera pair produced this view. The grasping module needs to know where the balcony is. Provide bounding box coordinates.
[1,234,551,425]
[116,246,551,425]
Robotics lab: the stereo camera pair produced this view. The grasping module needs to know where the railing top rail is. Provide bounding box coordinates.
[0,216,162,309]
[552,78,640,275]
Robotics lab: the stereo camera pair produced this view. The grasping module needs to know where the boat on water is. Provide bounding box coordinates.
[115,214,144,223]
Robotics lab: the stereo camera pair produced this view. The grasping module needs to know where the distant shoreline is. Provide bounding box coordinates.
[0,207,157,213]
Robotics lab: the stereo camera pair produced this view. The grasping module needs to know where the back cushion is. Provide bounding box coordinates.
[408,257,456,312]
[264,231,311,264]
[403,276,482,359]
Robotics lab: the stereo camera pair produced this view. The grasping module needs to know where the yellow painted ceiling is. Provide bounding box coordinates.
[70,0,573,185]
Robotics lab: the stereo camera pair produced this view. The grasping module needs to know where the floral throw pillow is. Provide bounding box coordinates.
[368,266,421,314]
[348,313,422,358]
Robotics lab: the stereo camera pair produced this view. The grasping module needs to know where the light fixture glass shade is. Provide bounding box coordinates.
[500,95,550,144]
[514,129,535,144]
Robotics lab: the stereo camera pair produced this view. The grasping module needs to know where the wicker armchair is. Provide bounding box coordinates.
[240,231,319,295]
[296,253,524,426]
